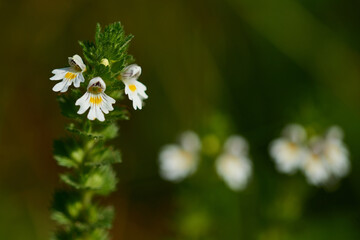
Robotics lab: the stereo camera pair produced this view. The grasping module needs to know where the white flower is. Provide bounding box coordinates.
[75,77,115,122]
[301,138,330,186]
[216,154,252,191]
[50,54,86,92]
[179,131,201,153]
[301,127,350,186]
[121,64,148,110]
[159,131,201,182]
[223,135,248,156]
[323,126,350,178]
[215,135,252,191]
[302,152,330,186]
[270,124,307,174]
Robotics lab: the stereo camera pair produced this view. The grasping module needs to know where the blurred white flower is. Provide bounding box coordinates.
[301,126,350,186]
[215,135,252,191]
[301,138,330,186]
[121,64,148,110]
[302,152,330,186]
[179,131,201,153]
[50,54,86,92]
[223,135,248,156]
[159,131,201,182]
[270,124,307,174]
[323,126,350,178]
[75,77,115,122]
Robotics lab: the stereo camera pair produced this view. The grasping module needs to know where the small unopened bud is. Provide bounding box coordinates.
[100,58,110,66]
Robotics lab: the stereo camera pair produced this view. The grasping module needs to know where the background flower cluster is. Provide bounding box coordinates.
[270,124,350,186]
[159,124,350,192]
[159,131,253,191]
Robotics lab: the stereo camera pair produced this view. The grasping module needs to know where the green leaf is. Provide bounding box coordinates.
[56,89,84,120]
[101,123,119,139]
[95,23,102,45]
[54,139,83,168]
[111,59,125,73]
[105,107,130,122]
[54,156,78,168]
[61,173,81,189]
[95,206,115,229]
[83,165,117,195]
[66,123,103,140]
[87,148,121,167]
[51,211,72,226]
[88,229,110,240]
[108,89,125,100]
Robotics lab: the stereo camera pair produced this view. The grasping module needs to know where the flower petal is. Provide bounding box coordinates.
[78,73,85,83]
[100,103,109,114]
[132,95,142,110]
[76,93,91,114]
[50,72,67,80]
[87,105,96,120]
[103,94,115,104]
[73,75,81,88]
[52,80,67,92]
[52,67,70,75]
[95,106,105,122]
[60,80,72,93]
[135,80,147,91]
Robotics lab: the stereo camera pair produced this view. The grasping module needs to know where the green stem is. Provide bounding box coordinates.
[82,190,93,208]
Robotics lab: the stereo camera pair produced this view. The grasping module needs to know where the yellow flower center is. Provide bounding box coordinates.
[65,72,77,80]
[129,84,137,92]
[90,95,103,105]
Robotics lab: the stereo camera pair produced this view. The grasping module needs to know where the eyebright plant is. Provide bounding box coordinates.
[49,22,147,240]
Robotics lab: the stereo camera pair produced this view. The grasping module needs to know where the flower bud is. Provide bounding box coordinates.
[100,58,110,66]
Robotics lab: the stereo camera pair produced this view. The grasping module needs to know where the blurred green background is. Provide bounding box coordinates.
[1,0,360,239]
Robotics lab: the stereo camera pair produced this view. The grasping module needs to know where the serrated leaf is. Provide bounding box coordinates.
[111,59,125,73]
[54,156,78,168]
[108,89,125,100]
[61,173,81,189]
[66,123,103,140]
[95,206,115,229]
[87,148,121,167]
[105,107,130,122]
[51,211,72,226]
[54,139,83,168]
[56,90,84,120]
[89,229,110,240]
[83,165,117,195]
[101,123,119,139]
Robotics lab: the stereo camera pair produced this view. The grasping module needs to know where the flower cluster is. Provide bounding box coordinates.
[270,124,350,186]
[158,131,253,191]
[50,55,148,121]
[49,22,146,240]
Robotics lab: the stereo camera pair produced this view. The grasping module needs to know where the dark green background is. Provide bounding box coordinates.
[0,0,359,239]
